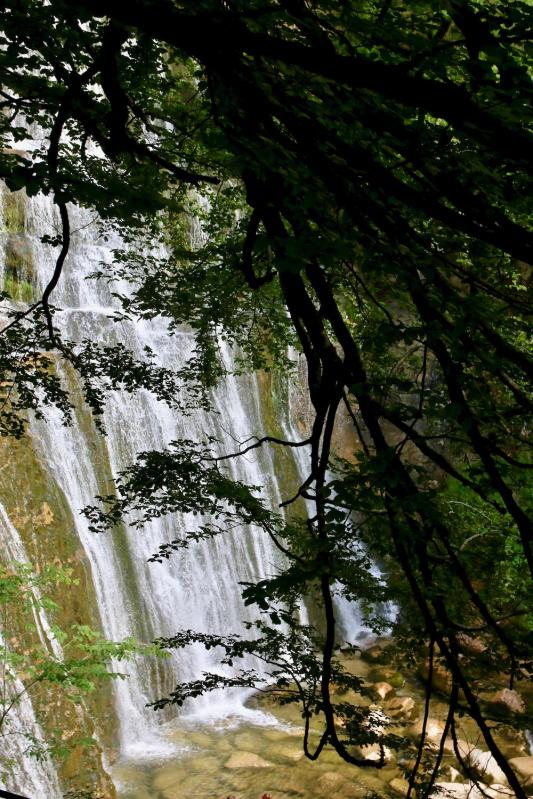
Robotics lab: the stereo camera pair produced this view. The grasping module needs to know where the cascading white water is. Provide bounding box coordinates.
[1,162,376,797]
[0,503,63,799]
[16,189,295,763]
[1,122,372,789]
[284,352,395,644]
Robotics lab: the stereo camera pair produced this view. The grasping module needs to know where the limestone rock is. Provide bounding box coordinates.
[468,748,508,785]
[385,695,416,721]
[355,742,393,763]
[361,644,389,664]
[509,756,533,790]
[484,785,516,799]
[431,781,485,799]
[372,681,396,700]
[389,777,410,796]
[408,717,446,746]
[34,501,54,526]
[316,771,346,792]
[456,633,487,657]
[485,689,525,716]
[225,751,273,769]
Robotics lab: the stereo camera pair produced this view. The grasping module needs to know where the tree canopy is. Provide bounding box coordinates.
[0,2,531,796]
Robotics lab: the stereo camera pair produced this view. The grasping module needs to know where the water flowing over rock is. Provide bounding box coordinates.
[0,503,63,799]
[22,190,295,750]
[0,172,335,793]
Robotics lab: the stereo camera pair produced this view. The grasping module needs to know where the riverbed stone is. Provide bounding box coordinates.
[234,731,261,750]
[132,789,158,799]
[441,737,476,759]
[265,742,306,762]
[186,730,213,748]
[261,725,303,742]
[389,777,410,796]
[431,781,485,799]
[186,755,220,773]
[408,717,446,746]
[484,689,526,716]
[315,771,347,793]
[355,743,393,763]
[368,667,405,688]
[417,659,452,695]
[467,748,508,784]
[509,756,533,791]
[360,772,394,795]
[484,785,516,798]
[153,766,183,792]
[261,765,314,796]
[225,751,273,769]
[385,695,416,720]
[456,633,487,657]
[160,783,192,799]
[213,735,233,753]
[371,681,396,700]
[361,643,389,664]
[446,766,462,783]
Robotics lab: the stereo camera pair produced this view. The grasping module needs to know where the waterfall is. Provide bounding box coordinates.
[0,503,63,799]
[284,351,395,644]
[5,189,292,762]
[1,122,371,784]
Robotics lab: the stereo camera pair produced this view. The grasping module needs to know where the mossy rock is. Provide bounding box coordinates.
[2,230,34,301]
[361,644,390,665]
[3,275,33,302]
[0,432,115,796]
[416,659,452,696]
[368,667,405,689]
[2,188,26,233]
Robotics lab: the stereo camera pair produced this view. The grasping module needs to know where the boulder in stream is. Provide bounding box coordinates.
[431,781,485,799]
[467,747,509,785]
[371,681,396,700]
[354,742,393,763]
[389,776,410,796]
[225,751,273,769]
[407,717,446,746]
[509,756,533,792]
[484,688,526,717]
[417,659,453,695]
[361,643,390,664]
[385,695,416,721]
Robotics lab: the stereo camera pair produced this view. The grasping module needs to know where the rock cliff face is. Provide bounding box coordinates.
[1,185,116,797]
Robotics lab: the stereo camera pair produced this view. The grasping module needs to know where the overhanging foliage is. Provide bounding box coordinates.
[0,2,531,795]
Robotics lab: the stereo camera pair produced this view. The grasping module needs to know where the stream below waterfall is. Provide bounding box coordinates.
[106,648,531,799]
